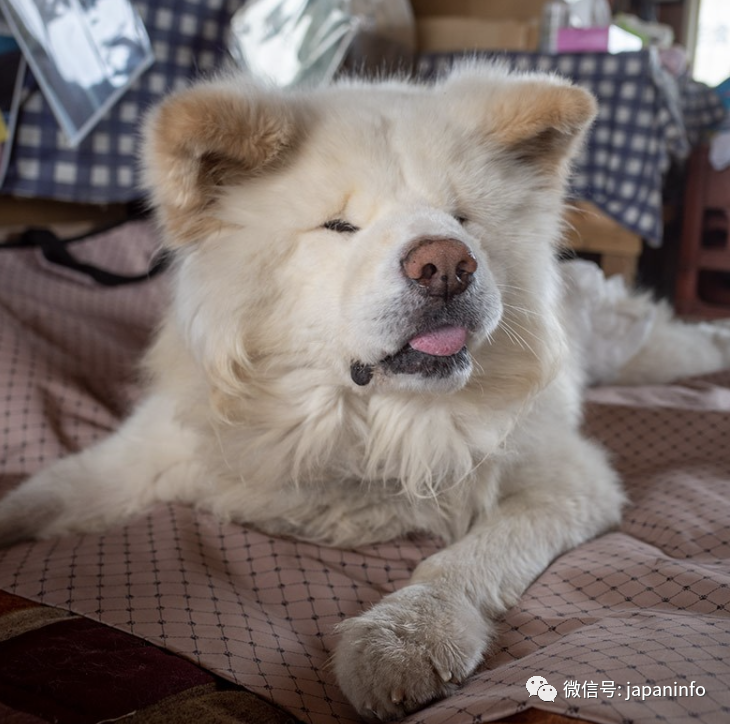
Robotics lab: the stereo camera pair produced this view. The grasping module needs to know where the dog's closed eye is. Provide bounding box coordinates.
[454,214,468,226]
[323,219,360,234]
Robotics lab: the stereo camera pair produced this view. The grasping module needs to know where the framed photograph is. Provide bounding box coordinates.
[0,0,154,147]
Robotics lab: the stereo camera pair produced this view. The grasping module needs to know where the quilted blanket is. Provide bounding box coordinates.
[0,221,728,724]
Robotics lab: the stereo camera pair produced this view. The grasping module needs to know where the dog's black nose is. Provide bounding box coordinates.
[402,237,477,300]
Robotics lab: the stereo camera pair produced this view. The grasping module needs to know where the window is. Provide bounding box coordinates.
[693,0,730,86]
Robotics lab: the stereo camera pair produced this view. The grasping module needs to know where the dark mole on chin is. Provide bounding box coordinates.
[350,362,374,386]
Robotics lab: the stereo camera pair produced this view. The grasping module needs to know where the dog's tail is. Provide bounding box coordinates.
[561,259,730,386]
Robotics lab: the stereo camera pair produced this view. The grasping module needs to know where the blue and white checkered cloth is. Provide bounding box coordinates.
[1,0,241,203]
[1,10,725,249]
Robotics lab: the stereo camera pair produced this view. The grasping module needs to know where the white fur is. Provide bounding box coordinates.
[1,64,727,720]
[562,259,730,386]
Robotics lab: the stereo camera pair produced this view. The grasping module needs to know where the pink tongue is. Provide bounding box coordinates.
[408,326,467,357]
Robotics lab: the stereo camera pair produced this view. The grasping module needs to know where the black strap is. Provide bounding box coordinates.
[9,227,170,287]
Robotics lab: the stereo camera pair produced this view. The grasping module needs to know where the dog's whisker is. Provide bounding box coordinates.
[500,313,549,345]
[498,319,539,356]
[500,301,544,319]
[500,324,528,352]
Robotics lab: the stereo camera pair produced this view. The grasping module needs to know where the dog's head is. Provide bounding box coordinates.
[143,63,596,404]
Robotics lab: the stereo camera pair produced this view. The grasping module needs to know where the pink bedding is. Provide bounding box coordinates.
[1,222,728,724]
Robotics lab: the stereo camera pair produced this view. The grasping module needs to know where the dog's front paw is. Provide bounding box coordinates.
[0,473,64,548]
[333,583,492,720]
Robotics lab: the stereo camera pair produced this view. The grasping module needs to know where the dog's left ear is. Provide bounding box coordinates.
[443,64,597,170]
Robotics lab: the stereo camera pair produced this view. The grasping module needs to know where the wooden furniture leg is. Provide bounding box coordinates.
[675,146,730,318]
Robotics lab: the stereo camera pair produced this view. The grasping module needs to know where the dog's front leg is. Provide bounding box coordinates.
[0,393,202,547]
[333,434,624,720]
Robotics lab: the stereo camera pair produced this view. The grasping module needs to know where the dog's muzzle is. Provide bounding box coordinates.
[350,236,479,387]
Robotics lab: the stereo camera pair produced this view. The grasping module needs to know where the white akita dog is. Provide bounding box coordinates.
[3,63,707,719]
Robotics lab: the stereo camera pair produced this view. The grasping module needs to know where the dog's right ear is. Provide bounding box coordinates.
[143,78,296,245]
